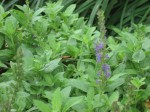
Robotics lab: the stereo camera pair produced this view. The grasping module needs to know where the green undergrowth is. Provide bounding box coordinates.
[0,1,150,112]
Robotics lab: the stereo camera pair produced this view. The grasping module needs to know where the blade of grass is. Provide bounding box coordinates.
[30,0,37,9]
[4,0,18,10]
[62,0,75,7]
[1,0,5,5]
[140,6,150,23]
[88,0,103,25]
[75,1,95,14]
[75,0,93,12]
[105,0,118,20]
[120,0,128,29]
[35,0,41,10]
[135,5,150,13]
[101,0,109,12]
[39,0,45,7]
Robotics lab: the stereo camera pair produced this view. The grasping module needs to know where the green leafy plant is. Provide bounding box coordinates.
[107,24,150,111]
[0,2,107,111]
[0,1,150,112]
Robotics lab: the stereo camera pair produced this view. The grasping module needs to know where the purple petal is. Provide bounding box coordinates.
[96,53,102,62]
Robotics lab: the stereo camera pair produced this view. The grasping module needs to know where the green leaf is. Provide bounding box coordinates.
[11,9,28,27]
[87,87,95,111]
[131,77,145,89]
[34,100,51,112]
[16,91,30,111]
[20,45,34,72]
[4,16,17,35]
[62,96,84,112]
[33,7,45,17]
[67,45,80,57]
[44,91,52,100]
[140,56,150,70]
[142,38,150,50]
[65,79,89,92]
[0,61,7,68]
[44,74,53,86]
[26,107,37,112]
[108,53,118,66]
[0,80,16,89]
[0,34,4,48]
[109,91,119,105]
[52,88,62,112]
[107,78,125,91]
[109,73,127,81]
[42,58,61,73]
[132,50,145,62]
[33,19,48,36]
[64,4,76,16]
[61,86,72,98]
[0,5,5,15]
[0,49,13,61]
[143,84,150,99]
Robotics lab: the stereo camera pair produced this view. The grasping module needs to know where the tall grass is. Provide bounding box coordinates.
[1,0,150,31]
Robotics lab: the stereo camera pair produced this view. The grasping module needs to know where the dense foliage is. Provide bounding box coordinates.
[0,1,150,112]
[2,0,150,29]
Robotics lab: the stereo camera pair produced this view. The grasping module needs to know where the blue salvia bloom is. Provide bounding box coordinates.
[96,53,102,62]
[95,42,104,53]
[102,64,111,78]
[106,72,110,78]
[102,64,110,72]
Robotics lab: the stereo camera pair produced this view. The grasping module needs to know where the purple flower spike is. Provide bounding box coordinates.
[106,72,111,78]
[95,42,104,53]
[102,64,111,78]
[102,64,110,71]
[96,53,102,62]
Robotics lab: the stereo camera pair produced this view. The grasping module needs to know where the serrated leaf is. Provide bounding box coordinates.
[107,78,125,91]
[67,45,80,57]
[62,96,84,112]
[142,38,150,50]
[42,58,61,73]
[64,4,76,16]
[20,44,34,72]
[44,74,53,86]
[132,50,145,63]
[34,100,51,112]
[87,87,95,111]
[33,7,45,17]
[4,16,17,35]
[0,49,13,61]
[16,91,30,111]
[131,77,145,89]
[0,80,16,89]
[52,88,62,112]
[65,79,89,92]
[61,86,71,98]
[11,10,28,27]
[109,91,119,105]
